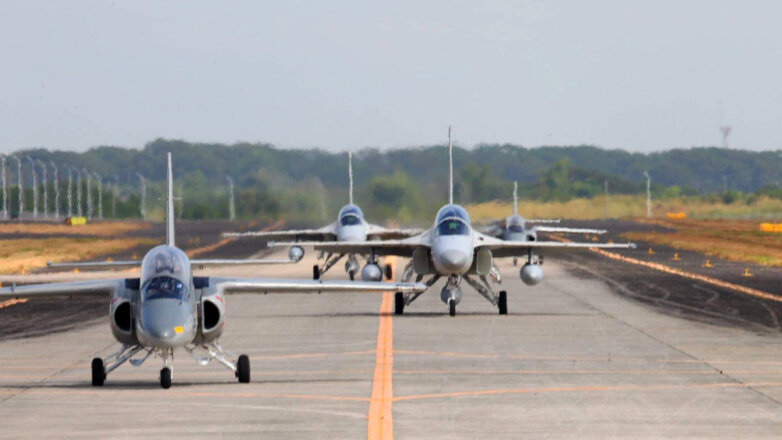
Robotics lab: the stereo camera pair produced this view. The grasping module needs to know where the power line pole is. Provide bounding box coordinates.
[604,179,609,219]
[226,176,236,220]
[14,156,23,218]
[94,172,102,220]
[0,156,7,220]
[137,173,146,219]
[27,156,37,218]
[67,168,73,218]
[643,171,651,218]
[38,160,48,219]
[51,162,60,219]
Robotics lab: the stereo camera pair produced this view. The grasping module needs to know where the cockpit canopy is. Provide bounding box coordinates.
[505,214,526,233]
[435,204,470,225]
[141,246,190,285]
[142,276,188,302]
[338,204,363,226]
[435,204,471,237]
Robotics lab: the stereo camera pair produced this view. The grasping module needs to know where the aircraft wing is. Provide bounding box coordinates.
[222,224,337,241]
[210,277,427,294]
[47,258,299,269]
[534,226,607,234]
[364,223,425,240]
[0,279,123,299]
[473,231,634,258]
[272,233,431,258]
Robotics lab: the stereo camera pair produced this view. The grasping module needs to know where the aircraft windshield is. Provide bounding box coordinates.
[508,224,525,233]
[436,219,470,236]
[436,205,470,224]
[338,204,363,219]
[142,276,187,301]
[340,214,361,226]
[141,246,190,283]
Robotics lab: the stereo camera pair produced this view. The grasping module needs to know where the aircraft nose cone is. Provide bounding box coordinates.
[440,250,468,272]
[139,300,190,347]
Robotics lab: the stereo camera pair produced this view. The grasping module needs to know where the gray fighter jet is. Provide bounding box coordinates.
[273,127,635,316]
[481,181,609,265]
[0,153,426,388]
[223,152,422,281]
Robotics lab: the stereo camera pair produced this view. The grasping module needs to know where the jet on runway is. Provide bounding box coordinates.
[481,181,609,265]
[223,152,422,281]
[0,153,426,389]
[272,127,635,316]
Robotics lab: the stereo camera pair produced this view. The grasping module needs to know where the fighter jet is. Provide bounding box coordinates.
[481,181,609,265]
[223,152,422,281]
[0,153,426,389]
[273,127,635,317]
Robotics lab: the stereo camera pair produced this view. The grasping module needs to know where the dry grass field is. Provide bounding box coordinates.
[0,221,148,237]
[622,218,782,267]
[0,237,157,274]
[466,195,782,222]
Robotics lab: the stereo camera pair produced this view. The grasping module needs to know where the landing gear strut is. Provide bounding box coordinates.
[91,344,146,387]
[313,253,346,280]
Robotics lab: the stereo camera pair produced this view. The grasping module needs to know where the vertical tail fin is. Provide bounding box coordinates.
[166,152,175,247]
[348,151,354,205]
[448,125,453,205]
[513,181,518,216]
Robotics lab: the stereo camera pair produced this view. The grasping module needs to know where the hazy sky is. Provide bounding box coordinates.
[1,1,781,153]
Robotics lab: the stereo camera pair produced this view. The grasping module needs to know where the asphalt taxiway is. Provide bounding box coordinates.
[2,249,782,438]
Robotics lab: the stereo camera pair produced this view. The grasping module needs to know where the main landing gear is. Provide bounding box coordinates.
[463,274,508,315]
[313,253,346,280]
[91,343,250,389]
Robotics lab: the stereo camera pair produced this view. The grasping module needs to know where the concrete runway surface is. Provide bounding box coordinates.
[2,249,782,439]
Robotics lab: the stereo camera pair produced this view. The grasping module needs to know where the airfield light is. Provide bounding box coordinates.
[643,171,651,218]
[226,176,236,220]
[27,156,37,219]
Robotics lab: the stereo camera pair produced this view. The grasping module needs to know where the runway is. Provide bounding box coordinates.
[2,249,782,438]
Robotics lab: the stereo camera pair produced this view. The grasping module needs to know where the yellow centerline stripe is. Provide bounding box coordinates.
[368,257,396,440]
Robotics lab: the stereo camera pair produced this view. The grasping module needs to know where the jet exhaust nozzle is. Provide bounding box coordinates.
[361,263,383,282]
[520,263,543,286]
[288,246,304,262]
[440,285,463,305]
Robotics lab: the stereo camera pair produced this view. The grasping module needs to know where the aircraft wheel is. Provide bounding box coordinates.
[449,300,456,317]
[385,264,393,280]
[160,367,172,389]
[91,357,105,386]
[236,354,251,383]
[349,270,355,281]
[313,265,320,280]
[513,257,518,267]
[394,291,404,315]
[498,290,508,315]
